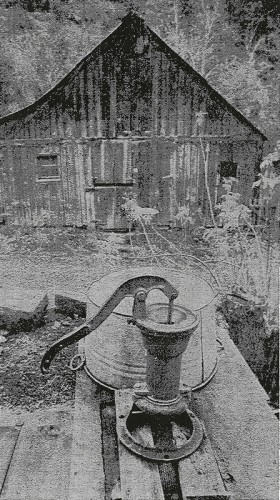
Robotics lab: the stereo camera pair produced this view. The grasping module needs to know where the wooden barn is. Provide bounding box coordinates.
[0,12,266,229]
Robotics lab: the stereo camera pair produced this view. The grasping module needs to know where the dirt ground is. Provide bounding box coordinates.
[0,227,128,413]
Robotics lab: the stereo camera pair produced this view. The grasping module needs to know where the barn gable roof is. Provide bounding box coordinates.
[0,12,267,140]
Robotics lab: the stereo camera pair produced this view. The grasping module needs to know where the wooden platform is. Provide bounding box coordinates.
[0,327,278,500]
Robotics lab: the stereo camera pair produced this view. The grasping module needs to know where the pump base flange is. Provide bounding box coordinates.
[116,390,203,462]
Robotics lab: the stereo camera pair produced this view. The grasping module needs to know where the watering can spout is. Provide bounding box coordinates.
[41,275,178,374]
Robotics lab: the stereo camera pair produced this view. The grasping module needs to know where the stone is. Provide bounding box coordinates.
[52,321,61,329]
[0,335,7,343]
[0,330,8,336]
[55,291,87,318]
[0,288,48,333]
[61,321,71,327]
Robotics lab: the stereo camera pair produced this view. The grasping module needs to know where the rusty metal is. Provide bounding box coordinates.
[41,275,178,373]
[117,403,203,462]
[117,301,204,461]
[41,273,204,462]
[85,266,218,391]
[69,353,86,372]
[131,303,199,412]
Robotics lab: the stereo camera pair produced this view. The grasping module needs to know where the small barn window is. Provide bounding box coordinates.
[220,161,238,178]
[37,154,59,180]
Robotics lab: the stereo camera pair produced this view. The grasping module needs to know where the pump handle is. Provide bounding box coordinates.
[41,275,178,374]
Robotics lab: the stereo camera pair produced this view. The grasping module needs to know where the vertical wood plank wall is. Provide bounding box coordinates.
[0,17,263,227]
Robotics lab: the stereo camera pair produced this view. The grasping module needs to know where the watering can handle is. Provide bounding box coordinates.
[41,275,178,374]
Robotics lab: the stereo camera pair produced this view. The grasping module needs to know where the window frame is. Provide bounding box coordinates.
[219,161,238,179]
[36,153,60,182]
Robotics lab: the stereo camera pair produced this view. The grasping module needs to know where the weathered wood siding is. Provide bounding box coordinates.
[0,14,265,227]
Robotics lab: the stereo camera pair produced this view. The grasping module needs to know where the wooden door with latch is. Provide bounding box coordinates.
[130,138,177,227]
[89,139,133,230]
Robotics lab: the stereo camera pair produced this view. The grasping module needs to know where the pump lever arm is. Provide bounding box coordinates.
[41,275,178,374]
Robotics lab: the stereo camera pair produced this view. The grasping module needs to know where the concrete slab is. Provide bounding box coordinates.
[0,288,48,333]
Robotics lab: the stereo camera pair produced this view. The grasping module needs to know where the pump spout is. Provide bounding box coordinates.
[41,275,178,374]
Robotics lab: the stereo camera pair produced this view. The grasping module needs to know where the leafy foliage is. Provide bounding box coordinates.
[203,176,279,338]
[253,141,280,218]
[0,0,279,141]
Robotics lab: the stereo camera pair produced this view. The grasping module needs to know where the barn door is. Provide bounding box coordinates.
[93,185,132,230]
[90,139,133,230]
[131,139,176,226]
[157,140,176,225]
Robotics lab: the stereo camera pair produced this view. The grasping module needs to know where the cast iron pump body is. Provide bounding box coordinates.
[41,275,203,461]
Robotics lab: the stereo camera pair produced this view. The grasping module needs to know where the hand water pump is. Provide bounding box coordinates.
[41,274,204,462]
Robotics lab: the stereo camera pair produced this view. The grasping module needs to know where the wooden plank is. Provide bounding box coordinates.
[13,145,24,224]
[7,145,18,223]
[79,69,88,138]
[60,141,70,225]
[86,66,95,137]
[168,60,178,136]
[68,341,105,500]
[55,91,64,138]
[75,142,87,225]
[1,410,73,500]
[99,388,120,499]
[109,57,117,138]
[94,185,116,228]
[177,68,185,136]
[194,326,279,500]
[151,48,160,135]
[50,103,58,138]
[122,139,129,183]
[97,54,103,137]
[0,426,20,493]
[178,425,229,499]
[184,76,193,137]
[21,144,33,224]
[100,140,105,181]
[160,53,168,136]
[115,389,165,500]
[113,141,124,183]
[91,139,102,181]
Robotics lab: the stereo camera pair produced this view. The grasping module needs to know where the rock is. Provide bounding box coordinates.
[0,288,48,333]
[0,347,3,355]
[61,321,71,327]
[0,335,7,343]
[0,330,8,336]
[52,321,61,329]
[55,291,87,318]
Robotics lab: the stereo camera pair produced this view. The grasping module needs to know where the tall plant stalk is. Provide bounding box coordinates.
[199,138,217,228]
